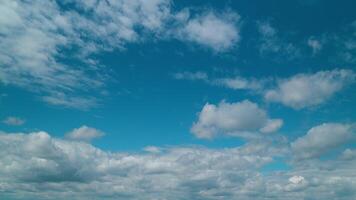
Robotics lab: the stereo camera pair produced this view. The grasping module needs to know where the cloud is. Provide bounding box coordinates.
[0,0,240,109]
[65,125,104,142]
[1,131,356,199]
[257,21,300,58]
[173,71,208,81]
[2,116,25,126]
[213,76,265,90]
[0,131,276,200]
[173,72,267,91]
[264,69,356,109]
[178,11,240,51]
[291,123,355,159]
[191,100,283,139]
[307,37,322,54]
[42,92,98,110]
[341,149,356,160]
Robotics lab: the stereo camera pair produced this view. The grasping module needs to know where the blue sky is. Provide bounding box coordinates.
[1,0,356,199]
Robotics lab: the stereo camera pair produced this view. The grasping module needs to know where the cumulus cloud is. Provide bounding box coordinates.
[2,116,25,126]
[65,125,104,142]
[291,123,355,159]
[0,0,240,109]
[191,100,283,139]
[178,11,240,51]
[0,131,276,200]
[1,131,356,199]
[264,69,356,109]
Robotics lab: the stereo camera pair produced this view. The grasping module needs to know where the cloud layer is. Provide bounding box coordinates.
[1,130,356,200]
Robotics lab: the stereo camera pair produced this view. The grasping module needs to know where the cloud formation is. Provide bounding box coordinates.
[291,123,355,159]
[191,100,283,139]
[264,69,356,109]
[1,130,356,200]
[65,125,105,142]
[2,116,25,126]
[0,0,241,109]
[257,21,300,58]
[178,11,240,51]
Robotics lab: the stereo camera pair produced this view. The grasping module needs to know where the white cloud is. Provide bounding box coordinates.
[2,116,25,126]
[1,130,356,199]
[174,72,267,91]
[0,131,277,200]
[65,125,104,142]
[307,37,322,54]
[264,69,356,109]
[213,76,265,90]
[191,100,283,139]
[257,21,299,58]
[291,123,355,159]
[0,0,240,109]
[179,11,240,51]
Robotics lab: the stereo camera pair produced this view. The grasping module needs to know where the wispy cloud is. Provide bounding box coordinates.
[0,0,241,109]
[177,69,355,109]
[257,21,300,59]
[264,69,356,109]
[2,116,25,126]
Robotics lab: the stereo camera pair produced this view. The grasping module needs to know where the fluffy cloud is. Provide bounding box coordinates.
[178,11,240,51]
[0,131,275,200]
[191,100,283,139]
[264,69,356,109]
[1,131,356,200]
[291,123,355,159]
[0,0,241,109]
[2,116,25,126]
[65,125,105,142]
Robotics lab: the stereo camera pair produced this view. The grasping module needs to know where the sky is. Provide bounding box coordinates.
[0,0,356,199]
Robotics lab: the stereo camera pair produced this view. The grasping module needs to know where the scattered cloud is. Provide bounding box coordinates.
[2,116,25,126]
[176,69,355,109]
[257,21,300,59]
[173,71,208,81]
[291,123,355,159]
[0,0,241,109]
[264,69,356,109]
[65,125,105,142]
[191,100,283,139]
